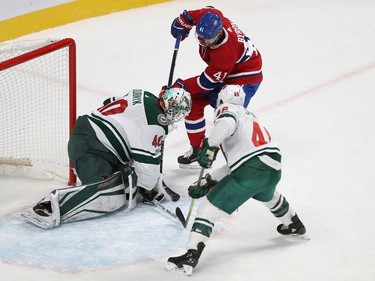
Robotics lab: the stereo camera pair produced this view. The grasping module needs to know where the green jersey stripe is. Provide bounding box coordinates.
[88,114,131,162]
[217,112,237,122]
[230,147,281,171]
[132,152,160,164]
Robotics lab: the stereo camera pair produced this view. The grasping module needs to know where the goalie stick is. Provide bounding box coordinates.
[175,168,205,228]
[152,199,185,227]
[160,35,182,202]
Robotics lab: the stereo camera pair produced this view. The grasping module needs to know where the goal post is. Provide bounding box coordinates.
[0,38,77,184]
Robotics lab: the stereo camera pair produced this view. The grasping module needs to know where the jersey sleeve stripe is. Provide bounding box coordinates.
[216,112,237,122]
[226,69,262,79]
[132,152,160,165]
[198,72,221,90]
[88,114,131,162]
[132,147,161,165]
[230,147,281,171]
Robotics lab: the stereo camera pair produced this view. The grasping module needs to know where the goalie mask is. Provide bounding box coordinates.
[217,85,246,107]
[160,88,192,125]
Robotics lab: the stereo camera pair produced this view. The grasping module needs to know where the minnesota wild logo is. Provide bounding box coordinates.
[157,114,168,125]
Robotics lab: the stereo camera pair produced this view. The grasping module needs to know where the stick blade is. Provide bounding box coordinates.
[175,207,186,228]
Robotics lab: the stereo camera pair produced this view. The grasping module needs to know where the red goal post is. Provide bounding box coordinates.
[0,38,77,184]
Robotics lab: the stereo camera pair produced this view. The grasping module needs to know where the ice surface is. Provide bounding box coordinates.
[1,0,375,280]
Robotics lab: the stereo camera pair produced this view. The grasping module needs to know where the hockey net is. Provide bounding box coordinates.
[0,38,76,184]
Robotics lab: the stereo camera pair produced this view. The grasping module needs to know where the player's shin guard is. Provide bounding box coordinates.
[178,118,205,168]
[263,191,294,224]
[186,198,223,249]
[263,191,306,235]
[185,117,206,148]
[166,199,222,275]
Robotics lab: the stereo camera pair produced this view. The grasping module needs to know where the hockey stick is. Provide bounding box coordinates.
[163,183,180,202]
[176,168,205,228]
[160,35,182,202]
[167,35,181,86]
[152,199,185,227]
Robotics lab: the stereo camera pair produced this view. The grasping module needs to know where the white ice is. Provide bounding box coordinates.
[1,0,375,280]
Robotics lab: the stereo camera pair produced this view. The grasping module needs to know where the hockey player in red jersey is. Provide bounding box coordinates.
[169,6,263,168]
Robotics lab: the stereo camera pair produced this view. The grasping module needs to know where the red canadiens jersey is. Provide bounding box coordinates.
[183,7,263,95]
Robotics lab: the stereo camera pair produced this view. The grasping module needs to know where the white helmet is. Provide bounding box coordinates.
[160,88,192,124]
[217,85,246,107]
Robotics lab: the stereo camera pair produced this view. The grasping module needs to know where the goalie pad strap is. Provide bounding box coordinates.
[125,169,138,210]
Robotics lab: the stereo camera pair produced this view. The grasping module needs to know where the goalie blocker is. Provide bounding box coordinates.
[21,169,138,229]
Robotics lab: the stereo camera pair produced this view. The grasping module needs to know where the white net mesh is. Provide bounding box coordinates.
[0,39,75,182]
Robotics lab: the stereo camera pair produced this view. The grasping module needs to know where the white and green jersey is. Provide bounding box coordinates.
[86,89,168,190]
[210,103,281,172]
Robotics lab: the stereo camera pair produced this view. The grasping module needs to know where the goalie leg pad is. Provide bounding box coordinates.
[21,171,130,229]
[60,171,126,223]
[124,169,138,210]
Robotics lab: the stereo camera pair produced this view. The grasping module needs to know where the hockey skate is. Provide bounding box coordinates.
[165,242,205,275]
[178,146,200,169]
[277,213,308,239]
[138,186,165,203]
[21,197,59,229]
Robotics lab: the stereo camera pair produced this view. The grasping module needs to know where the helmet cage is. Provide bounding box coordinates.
[160,88,192,125]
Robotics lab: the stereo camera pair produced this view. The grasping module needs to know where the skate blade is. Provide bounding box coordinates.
[281,234,311,241]
[21,209,54,229]
[178,163,202,169]
[165,262,193,276]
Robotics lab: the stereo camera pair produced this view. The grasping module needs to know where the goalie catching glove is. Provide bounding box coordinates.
[188,173,218,199]
[197,138,220,168]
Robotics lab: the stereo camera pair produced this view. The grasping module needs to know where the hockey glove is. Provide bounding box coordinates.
[197,138,220,168]
[188,173,218,199]
[171,78,187,91]
[171,10,195,40]
[159,79,187,97]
